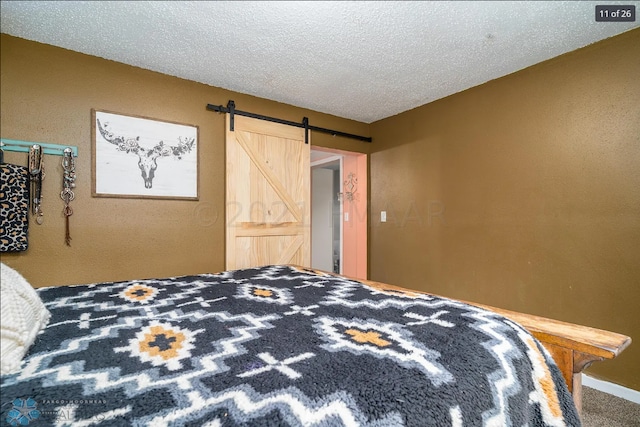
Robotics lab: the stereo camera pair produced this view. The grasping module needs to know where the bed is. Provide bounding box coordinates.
[0,264,630,426]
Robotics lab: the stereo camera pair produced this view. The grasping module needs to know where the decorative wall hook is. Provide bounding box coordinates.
[338,172,358,202]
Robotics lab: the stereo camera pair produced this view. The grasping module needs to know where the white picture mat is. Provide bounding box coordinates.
[93,111,198,199]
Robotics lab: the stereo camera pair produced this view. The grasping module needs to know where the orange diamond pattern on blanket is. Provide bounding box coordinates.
[253,288,273,297]
[139,325,186,360]
[115,321,199,371]
[314,316,455,386]
[235,282,293,305]
[119,283,159,304]
[345,329,391,347]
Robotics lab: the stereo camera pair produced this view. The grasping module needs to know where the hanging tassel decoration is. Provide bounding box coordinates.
[28,145,45,224]
[60,148,76,246]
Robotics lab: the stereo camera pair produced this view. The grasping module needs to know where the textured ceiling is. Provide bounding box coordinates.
[1,1,638,123]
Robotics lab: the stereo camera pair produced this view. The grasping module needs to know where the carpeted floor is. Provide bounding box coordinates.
[582,386,640,426]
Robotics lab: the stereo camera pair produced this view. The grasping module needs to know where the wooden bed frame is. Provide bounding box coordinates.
[299,267,632,415]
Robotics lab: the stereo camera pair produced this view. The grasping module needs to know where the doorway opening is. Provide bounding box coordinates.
[311,148,367,280]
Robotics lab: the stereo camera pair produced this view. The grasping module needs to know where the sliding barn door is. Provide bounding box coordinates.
[226,115,310,270]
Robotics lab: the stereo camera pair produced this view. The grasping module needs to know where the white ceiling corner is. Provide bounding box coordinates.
[0,1,637,123]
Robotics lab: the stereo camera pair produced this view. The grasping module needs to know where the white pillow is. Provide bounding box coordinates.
[1,263,50,375]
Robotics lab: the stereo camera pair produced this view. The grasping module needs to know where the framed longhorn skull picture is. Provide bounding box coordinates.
[92,110,199,200]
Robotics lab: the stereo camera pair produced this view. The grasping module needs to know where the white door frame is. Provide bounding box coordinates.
[311,153,343,274]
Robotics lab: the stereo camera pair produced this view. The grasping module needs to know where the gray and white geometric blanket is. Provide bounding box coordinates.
[1,265,580,426]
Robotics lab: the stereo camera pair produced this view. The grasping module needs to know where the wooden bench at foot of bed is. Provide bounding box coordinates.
[311,270,632,416]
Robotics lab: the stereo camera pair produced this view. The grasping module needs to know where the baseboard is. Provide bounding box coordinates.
[582,374,640,404]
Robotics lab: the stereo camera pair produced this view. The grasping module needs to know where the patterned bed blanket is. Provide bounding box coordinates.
[1,265,580,426]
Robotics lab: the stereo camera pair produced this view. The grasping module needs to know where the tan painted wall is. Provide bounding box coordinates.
[370,29,640,390]
[0,34,369,287]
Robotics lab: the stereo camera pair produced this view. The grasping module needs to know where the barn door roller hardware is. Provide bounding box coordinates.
[206,100,372,144]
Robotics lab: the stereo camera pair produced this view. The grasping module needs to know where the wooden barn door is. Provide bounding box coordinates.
[226,115,310,270]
